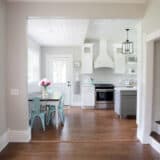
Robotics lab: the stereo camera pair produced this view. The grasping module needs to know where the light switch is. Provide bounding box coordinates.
[10,89,19,96]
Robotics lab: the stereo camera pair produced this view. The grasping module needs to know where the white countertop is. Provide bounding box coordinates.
[114,87,137,91]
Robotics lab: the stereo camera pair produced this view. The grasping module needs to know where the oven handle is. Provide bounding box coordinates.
[95,89,114,92]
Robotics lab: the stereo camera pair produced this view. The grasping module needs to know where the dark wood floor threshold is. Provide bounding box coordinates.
[150,131,160,143]
[156,121,160,125]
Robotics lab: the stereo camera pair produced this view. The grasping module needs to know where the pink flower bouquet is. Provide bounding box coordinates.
[39,78,51,88]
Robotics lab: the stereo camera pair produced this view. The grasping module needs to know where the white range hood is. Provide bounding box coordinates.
[94,40,114,68]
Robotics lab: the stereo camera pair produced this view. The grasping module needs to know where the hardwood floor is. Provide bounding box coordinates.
[32,108,137,142]
[0,108,160,160]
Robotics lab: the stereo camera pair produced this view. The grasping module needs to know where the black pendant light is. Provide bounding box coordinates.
[122,29,134,54]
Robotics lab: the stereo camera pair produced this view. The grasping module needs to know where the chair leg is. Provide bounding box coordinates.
[62,111,65,124]
[60,111,65,125]
[47,112,51,125]
[30,116,35,129]
[39,114,45,131]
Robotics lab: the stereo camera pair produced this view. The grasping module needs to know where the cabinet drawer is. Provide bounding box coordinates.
[120,91,137,96]
[121,95,137,116]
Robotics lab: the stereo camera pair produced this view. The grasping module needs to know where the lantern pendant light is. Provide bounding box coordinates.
[122,29,134,54]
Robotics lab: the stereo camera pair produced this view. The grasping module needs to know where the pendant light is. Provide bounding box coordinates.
[122,29,134,54]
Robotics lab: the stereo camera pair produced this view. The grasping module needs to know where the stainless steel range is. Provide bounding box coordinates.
[95,84,114,109]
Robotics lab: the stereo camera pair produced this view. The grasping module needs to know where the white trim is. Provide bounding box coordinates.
[8,127,31,143]
[138,30,157,144]
[146,30,160,42]
[137,127,150,144]
[0,131,9,152]
[137,128,144,143]
[150,136,160,153]
[145,30,160,150]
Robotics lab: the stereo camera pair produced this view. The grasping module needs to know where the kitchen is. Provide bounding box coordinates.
[27,18,138,136]
[79,20,137,119]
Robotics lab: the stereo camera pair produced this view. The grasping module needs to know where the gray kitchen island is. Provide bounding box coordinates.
[114,87,137,118]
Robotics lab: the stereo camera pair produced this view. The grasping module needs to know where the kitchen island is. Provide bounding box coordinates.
[114,87,137,118]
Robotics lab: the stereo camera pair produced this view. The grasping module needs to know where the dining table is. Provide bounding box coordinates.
[28,92,61,128]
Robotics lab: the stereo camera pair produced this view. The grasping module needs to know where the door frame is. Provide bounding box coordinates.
[25,18,143,143]
[45,53,73,106]
[138,29,160,147]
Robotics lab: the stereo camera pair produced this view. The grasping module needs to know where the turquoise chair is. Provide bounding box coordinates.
[30,97,46,131]
[47,95,65,125]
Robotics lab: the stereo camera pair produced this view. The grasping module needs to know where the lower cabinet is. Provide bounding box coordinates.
[81,85,95,109]
[114,89,137,118]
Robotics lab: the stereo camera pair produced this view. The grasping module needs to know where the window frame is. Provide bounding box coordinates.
[28,47,40,83]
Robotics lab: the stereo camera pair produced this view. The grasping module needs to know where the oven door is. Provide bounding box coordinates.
[95,89,114,109]
[96,89,114,103]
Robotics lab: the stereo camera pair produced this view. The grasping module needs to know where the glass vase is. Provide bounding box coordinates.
[42,87,48,99]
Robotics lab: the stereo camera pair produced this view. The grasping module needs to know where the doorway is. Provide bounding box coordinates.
[46,54,73,106]
[27,18,140,142]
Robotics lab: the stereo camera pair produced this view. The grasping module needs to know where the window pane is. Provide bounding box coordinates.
[52,60,66,83]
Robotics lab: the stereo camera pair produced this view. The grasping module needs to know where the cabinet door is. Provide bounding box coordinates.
[114,90,121,115]
[121,95,137,117]
[81,86,95,107]
[81,44,93,74]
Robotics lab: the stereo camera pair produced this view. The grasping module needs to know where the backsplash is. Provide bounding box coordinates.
[92,68,137,85]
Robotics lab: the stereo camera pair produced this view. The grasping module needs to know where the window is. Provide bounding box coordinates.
[28,48,40,83]
[46,56,70,84]
[52,60,67,83]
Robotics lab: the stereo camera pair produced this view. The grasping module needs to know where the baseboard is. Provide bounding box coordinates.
[81,106,95,109]
[137,128,143,143]
[155,122,160,135]
[8,127,31,143]
[0,131,9,152]
[150,136,160,153]
[71,102,82,107]
[137,128,149,144]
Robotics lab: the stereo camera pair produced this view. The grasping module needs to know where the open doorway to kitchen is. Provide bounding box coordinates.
[27,18,140,142]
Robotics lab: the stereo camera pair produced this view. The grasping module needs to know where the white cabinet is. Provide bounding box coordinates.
[113,44,126,74]
[81,85,95,109]
[81,43,93,74]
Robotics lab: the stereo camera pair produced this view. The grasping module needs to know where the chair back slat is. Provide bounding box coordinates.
[32,97,41,114]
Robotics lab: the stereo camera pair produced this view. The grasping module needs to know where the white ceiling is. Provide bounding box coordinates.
[28,19,89,46]
[28,19,139,46]
[86,19,139,42]
[8,0,147,3]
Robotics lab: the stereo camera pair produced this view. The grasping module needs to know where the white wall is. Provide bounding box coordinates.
[143,0,160,34]
[28,37,41,94]
[6,1,146,133]
[0,0,7,136]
